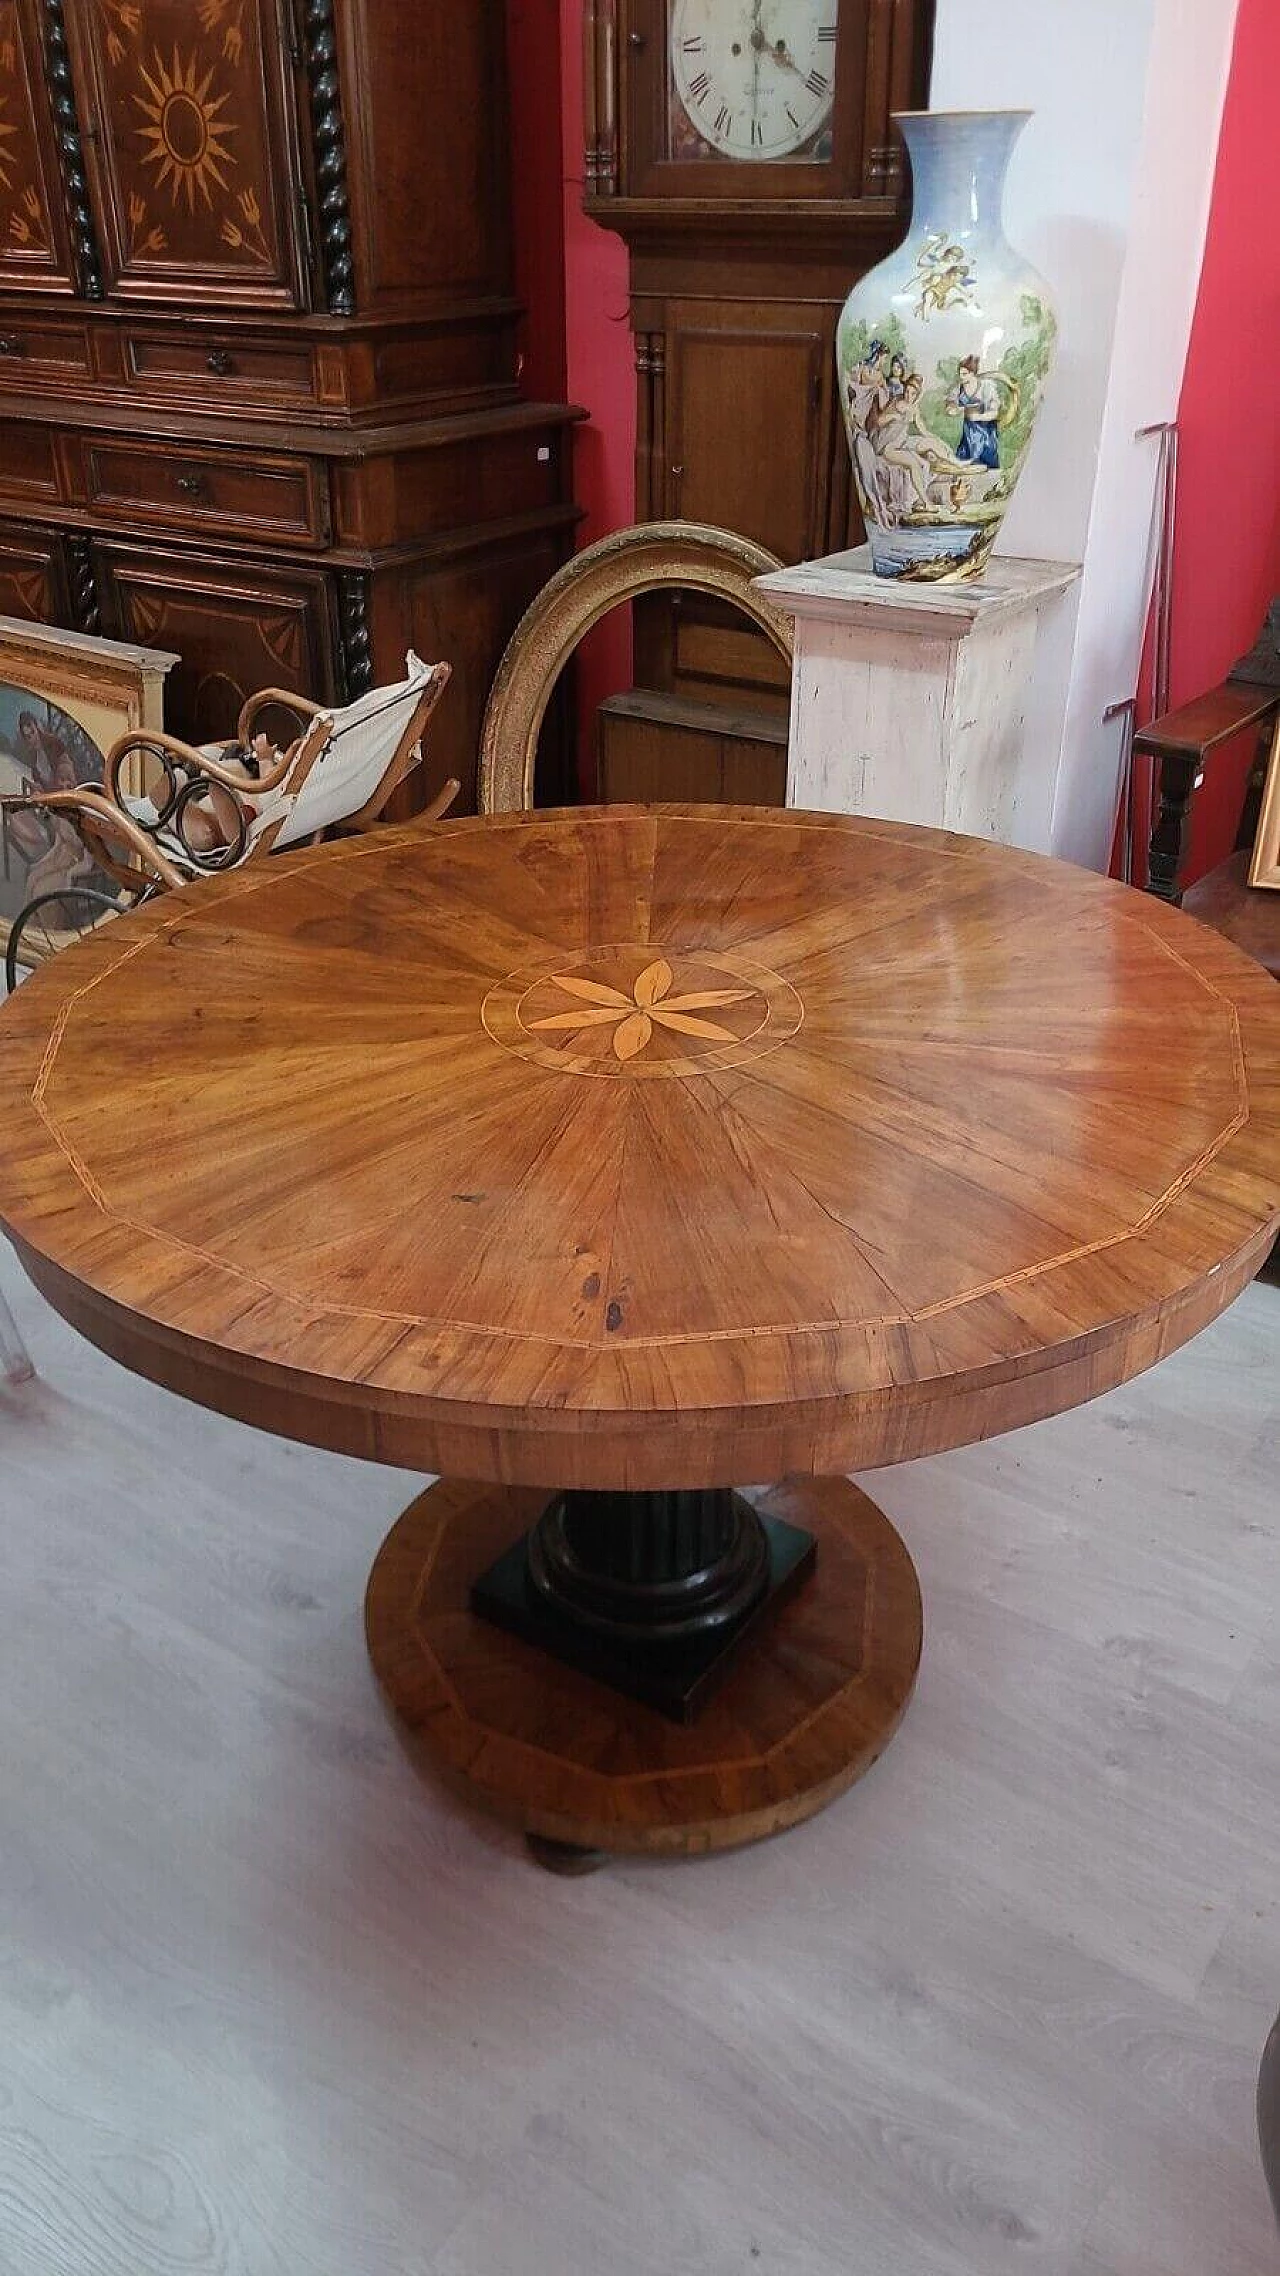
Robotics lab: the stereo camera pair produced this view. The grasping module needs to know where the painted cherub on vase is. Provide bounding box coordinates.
[911,233,978,319]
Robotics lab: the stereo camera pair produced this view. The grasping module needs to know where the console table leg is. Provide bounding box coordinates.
[0,1290,34,1386]
[1146,748,1199,902]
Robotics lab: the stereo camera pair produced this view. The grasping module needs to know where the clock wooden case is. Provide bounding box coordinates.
[584,0,933,793]
[0,0,580,810]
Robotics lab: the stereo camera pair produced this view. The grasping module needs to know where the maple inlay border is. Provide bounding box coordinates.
[2,804,1276,1489]
[19,822,1260,1349]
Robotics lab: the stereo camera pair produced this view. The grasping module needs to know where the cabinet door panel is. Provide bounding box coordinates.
[94,542,336,743]
[69,0,307,307]
[0,521,71,622]
[0,0,77,290]
[664,304,833,566]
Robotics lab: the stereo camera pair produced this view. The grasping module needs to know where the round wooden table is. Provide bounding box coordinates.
[2,806,1277,1865]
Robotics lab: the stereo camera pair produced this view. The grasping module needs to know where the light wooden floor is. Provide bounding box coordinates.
[0,1244,1276,2276]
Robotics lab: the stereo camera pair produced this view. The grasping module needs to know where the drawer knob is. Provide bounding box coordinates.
[207,348,234,376]
[0,334,23,357]
[176,471,208,498]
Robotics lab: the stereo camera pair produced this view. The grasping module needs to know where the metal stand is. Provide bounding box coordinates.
[471,1487,817,1724]
[0,1289,34,1385]
[1108,420,1180,885]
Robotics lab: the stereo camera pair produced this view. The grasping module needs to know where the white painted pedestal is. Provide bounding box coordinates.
[755,548,1080,841]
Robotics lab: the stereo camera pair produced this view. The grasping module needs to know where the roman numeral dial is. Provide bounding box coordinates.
[670,0,840,161]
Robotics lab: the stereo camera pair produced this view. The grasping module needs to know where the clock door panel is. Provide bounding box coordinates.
[94,542,337,743]
[620,0,875,201]
[663,302,834,563]
[669,0,840,163]
[67,0,308,308]
[0,0,78,290]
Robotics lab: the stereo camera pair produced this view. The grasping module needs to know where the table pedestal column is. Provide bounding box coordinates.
[365,1477,923,1866]
[471,1486,816,1725]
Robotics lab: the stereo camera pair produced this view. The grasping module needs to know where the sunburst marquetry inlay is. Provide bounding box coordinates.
[530,958,754,1062]
[482,944,804,1080]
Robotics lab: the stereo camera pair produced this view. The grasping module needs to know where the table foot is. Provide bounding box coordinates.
[365,1477,922,1861]
[525,1834,610,1877]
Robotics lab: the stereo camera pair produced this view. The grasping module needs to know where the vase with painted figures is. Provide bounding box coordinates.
[836,109,1057,581]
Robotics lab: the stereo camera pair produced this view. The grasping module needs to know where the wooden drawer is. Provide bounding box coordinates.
[0,423,61,506]
[83,439,329,548]
[0,320,92,385]
[122,330,316,406]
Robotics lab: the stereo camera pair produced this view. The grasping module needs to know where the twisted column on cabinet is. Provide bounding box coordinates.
[302,0,356,317]
[64,536,101,636]
[337,571,373,699]
[41,0,104,300]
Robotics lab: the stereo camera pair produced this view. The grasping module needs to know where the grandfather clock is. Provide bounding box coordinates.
[584,0,933,802]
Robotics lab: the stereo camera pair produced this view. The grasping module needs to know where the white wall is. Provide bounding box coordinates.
[1049,0,1243,863]
[930,0,1239,864]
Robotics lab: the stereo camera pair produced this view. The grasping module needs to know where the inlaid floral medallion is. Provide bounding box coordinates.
[482,945,804,1080]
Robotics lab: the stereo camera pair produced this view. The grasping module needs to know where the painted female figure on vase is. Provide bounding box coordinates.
[949,355,1003,471]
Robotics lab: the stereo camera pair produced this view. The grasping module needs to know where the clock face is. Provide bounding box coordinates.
[670,0,840,162]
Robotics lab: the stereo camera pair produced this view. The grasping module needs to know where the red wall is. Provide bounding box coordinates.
[1164,0,1280,880]
[508,0,634,781]
[557,0,635,767]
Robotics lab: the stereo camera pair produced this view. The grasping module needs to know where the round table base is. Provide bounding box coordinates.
[364,1476,923,1860]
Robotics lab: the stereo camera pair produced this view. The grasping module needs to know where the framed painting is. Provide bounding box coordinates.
[1247,711,1280,890]
[0,619,177,976]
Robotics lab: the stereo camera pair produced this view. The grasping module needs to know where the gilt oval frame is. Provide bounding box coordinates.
[477,521,793,814]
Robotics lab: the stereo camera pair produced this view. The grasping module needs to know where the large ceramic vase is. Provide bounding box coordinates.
[836,109,1057,582]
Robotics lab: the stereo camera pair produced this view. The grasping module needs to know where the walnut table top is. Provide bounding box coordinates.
[1,805,1276,1492]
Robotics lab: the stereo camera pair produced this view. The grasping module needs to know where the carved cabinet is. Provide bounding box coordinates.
[0,0,579,808]
[585,0,933,782]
